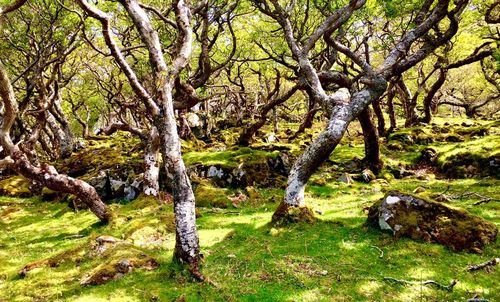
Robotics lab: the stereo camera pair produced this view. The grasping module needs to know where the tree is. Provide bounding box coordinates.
[74,0,203,278]
[251,0,469,223]
[0,0,111,223]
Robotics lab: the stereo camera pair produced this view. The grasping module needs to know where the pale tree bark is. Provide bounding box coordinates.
[76,0,202,277]
[143,126,160,196]
[253,0,468,224]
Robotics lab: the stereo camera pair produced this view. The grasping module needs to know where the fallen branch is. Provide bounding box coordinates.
[370,245,384,258]
[473,198,498,206]
[467,258,499,272]
[467,294,489,302]
[383,277,457,292]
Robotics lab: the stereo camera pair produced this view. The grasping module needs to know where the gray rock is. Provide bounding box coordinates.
[361,169,376,183]
[337,173,353,184]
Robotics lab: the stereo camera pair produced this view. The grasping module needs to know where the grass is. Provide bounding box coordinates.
[0,118,499,301]
[0,175,498,301]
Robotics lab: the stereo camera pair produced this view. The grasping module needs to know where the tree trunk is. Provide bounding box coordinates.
[273,84,386,224]
[238,119,266,146]
[143,126,160,196]
[358,108,383,173]
[46,112,73,159]
[291,92,318,140]
[422,68,447,123]
[396,78,419,127]
[153,84,200,275]
[237,85,299,146]
[371,98,386,136]
[0,62,110,223]
[386,82,397,134]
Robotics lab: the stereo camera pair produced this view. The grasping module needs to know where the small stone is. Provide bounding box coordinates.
[319,270,328,276]
[227,254,236,258]
[266,133,277,143]
[269,228,279,237]
[337,173,353,184]
[361,169,376,183]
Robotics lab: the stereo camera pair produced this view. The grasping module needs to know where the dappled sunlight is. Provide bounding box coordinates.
[199,228,235,248]
[356,280,382,297]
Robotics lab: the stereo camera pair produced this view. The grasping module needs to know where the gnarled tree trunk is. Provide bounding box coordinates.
[0,61,110,223]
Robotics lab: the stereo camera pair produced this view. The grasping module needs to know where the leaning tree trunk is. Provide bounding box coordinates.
[143,126,160,196]
[358,108,383,174]
[238,85,298,146]
[291,98,319,140]
[0,62,110,223]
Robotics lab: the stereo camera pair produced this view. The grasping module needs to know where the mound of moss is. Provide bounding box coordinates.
[368,191,498,253]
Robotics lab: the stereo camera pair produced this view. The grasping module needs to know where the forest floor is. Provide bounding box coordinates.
[0,117,499,302]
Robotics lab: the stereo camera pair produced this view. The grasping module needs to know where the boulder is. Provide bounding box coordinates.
[267,152,291,175]
[367,191,498,253]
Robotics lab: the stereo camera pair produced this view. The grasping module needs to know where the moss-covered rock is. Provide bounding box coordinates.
[194,181,231,208]
[367,191,498,253]
[0,176,32,197]
[272,202,316,226]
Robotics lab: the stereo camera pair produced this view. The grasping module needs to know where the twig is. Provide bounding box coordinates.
[370,245,384,258]
[383,277,457,292]
[467,258,499,272]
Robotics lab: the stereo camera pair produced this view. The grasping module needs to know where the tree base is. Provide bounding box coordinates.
[173,249,205,282]
[271,202,316,226]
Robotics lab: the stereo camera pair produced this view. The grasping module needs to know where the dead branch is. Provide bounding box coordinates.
[467,258,499,272]
[383,277,457,292]
[370,245,384,258]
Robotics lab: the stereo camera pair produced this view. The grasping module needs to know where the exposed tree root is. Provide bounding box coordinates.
[383,277,457,292]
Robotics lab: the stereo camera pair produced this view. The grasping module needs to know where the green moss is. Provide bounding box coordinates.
[194,182,231,208]
[183,147,277,169]
[0,176,32,197]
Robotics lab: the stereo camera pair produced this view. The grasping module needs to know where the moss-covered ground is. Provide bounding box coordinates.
[0,117,498,301]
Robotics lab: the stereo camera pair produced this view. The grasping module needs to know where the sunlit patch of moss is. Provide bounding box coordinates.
[183,146,277,169]
[194,181,231,208]
[0,176,32,197]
